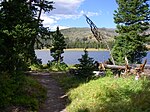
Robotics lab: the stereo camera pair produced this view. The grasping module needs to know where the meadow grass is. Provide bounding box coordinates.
[55,73,150,112]
[66,76,150,112]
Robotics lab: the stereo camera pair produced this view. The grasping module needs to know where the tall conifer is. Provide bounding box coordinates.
[112,0,150,64]
[51,27,66,63]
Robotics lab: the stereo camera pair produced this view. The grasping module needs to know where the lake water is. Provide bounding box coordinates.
[35,50,150,65]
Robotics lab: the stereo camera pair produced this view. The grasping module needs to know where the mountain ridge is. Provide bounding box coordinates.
[60,27,117,42]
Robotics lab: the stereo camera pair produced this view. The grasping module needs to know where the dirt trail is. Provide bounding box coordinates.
[31,72,67,112]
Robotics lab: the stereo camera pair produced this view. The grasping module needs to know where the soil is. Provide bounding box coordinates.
[30,71,67,112]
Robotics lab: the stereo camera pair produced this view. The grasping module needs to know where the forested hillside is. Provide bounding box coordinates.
[61,27,117,41]
[61,27,117,48]
[36,27,117,49]
[37,27,150,49]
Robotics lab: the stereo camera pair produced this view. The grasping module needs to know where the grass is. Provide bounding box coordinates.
[29,64,44,71]
[66,76,150,112]
[28,63,150,112]
[51,72,86,92]
[53,71,150,112]
[0,72,47,111]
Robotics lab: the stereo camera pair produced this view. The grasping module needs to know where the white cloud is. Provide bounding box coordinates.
[51,0,84,14]
[40,0,99,30]
[41,13,57,27]
[80,10,99,17]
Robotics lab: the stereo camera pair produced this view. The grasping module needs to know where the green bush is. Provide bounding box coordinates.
[47,61,68,71]
[29,63,43,71]
[105,69,114,77]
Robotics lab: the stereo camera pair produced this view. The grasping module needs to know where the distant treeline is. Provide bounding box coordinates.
[66,41,114,49]
[35,37,114,49]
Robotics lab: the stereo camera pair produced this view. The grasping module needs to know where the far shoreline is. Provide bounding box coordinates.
[35,48,108,51]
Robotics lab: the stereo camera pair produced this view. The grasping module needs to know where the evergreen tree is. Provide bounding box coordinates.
[0,0,37,72]
[112,0,150,64]
[76,49,95,78]
[0,0,54,73]
[50,27,66,63]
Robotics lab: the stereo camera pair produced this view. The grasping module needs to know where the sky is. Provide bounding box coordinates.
[41,0,118,30]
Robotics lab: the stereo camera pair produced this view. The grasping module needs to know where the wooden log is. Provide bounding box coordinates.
[103,64,126,70]
[100,59,148,78]
[100,64,150,71]
[144,65,150,69]
[130,64,150,69]
[101,60,149,70]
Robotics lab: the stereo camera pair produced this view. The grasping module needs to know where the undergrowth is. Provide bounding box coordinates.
[52,73,86,92]
[0,72,46,111]
[47,61,69,71]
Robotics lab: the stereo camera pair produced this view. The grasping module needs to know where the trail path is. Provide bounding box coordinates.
[31,72,67,112]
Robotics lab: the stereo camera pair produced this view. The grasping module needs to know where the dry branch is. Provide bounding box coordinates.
[98,59,148,78]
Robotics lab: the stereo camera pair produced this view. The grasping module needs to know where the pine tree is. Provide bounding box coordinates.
[0,0,54,73]
[0,0,37,72]
[50,27,66,63]
[77,49,95,78]
[112,0,150,64]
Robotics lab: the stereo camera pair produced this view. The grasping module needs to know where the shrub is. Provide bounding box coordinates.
[47,61,68,71]
[105,69,114,77]
[29,63,43,71]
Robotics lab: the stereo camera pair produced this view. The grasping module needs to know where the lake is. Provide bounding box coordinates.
[35,50,150,65]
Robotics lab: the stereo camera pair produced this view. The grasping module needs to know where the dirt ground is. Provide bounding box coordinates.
[31,72,67,112]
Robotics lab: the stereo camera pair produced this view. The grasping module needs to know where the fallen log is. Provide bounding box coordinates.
[100,59,148,70]
[130,64,150,69]
[98,59,148,78]
[103,64,126,70]
[102,64,150,70]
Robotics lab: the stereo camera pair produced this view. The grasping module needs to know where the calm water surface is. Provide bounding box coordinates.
[35,50,150,65]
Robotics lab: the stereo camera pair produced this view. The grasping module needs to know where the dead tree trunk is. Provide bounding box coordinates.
[98,59,147,78]
[84,15,115,65]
